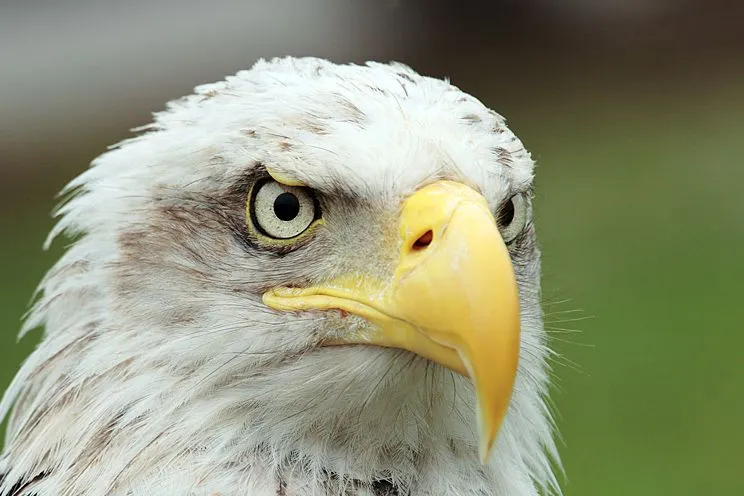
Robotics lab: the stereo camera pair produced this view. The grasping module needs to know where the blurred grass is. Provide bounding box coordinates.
[1,80,743,495]
[521,84,744,495]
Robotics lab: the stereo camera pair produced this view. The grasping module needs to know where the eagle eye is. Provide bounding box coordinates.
[249,179,319,239]
[497,194,529,243]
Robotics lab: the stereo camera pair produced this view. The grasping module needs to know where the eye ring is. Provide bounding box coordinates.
[496,193,529,243]
[248,179,321,240]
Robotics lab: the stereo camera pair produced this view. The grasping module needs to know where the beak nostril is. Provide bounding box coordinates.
[412,230,434,251]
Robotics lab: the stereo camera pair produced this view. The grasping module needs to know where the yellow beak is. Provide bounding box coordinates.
[263,180,520,463]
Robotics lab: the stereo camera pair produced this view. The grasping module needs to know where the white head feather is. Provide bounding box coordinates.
[0,57,560,496]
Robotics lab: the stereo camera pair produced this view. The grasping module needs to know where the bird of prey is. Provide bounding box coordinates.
[0,57,561,496]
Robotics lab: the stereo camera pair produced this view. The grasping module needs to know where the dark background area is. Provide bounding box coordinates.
[2,1,743,494]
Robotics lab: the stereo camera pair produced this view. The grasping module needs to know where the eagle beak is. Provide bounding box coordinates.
[263,180,520,463]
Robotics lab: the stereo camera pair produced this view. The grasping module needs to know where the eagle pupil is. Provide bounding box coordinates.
[498,198,515,227]
[273,192,301,221]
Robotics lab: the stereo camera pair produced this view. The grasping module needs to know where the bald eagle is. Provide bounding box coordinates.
[0,58,561,496]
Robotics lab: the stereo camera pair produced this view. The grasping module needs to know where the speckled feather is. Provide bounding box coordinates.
[0,57,560,496]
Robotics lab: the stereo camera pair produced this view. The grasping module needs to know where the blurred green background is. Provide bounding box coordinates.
[2,1,743,494]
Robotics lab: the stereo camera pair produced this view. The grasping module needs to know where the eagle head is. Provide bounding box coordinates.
[0,57,560,496]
